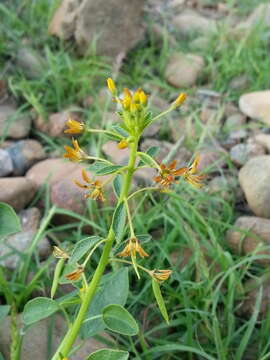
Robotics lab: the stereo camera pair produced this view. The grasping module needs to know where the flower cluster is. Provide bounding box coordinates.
[74,169,105,202]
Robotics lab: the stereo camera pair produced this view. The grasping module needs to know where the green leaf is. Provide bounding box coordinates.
[0,305,10,322]
[138,147,159,167]
[22,297,59,325]
[88,161,113,173]
[137,152,159,168]
[113,175,123,198]
[81,268,129,338]
[69,236,101,264]
[111,124,129,137]
[0,202,21,237]
[96,165,123,176]
[102,304,139,336]
[152,279,169,324]
[112,202,126,242]
[87,349,129,360]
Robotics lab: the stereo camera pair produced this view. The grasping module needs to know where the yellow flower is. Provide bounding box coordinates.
[64,138,86,162]
[117,237,149,258]
[64,117,84,134]
[107,77,117,95]
[74,169,105,202]
[52,246,69,259]
[173,92,187,108]
[139,89,148,105]
[150,269,172,282]
[65,266,84,281]
[117,139,128,149]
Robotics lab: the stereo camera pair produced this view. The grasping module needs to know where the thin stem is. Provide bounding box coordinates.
[150,106,173,124]
[124,199,135,237]
[86,156,112,165]
[82,239,107,267]
[127,187,158,201]
[52,138,139,360]
[110,258,151,276]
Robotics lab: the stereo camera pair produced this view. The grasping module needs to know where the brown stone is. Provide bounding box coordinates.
[0,103,31,139]
[226,216,270,265]
[0,177,36,211]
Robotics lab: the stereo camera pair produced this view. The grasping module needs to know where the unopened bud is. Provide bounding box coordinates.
[174,93,187,107]
[107,77,117,95]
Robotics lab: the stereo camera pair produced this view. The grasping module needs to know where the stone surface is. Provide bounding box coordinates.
[0,149,13,177]
[102,141,129,165]
[229,75,249,91]
[197,147,227,173]
[239,278,270,318]
[26,158,110,221]
[239,156,270,217]
[7,140,45,175]
[0,314,113,360]
[239,91,270,125]
[230,142,265,167]
[190,36,211,51]
[165,53,204,88]
[0,208,50,269]
[208,175,238,201]
[224,113,246,130]
[253,133,270,153]
[16,47,45,79]
[0,177,36,211]
[172,11,216,36]
[49,0,145,57]
[0,103,31,139]
[226,216,270,265]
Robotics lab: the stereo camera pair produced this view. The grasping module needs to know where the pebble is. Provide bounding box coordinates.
[0,103,31,139]
[224,113,246,130]
[165,52,204,88]
[0,149,13,177]
[172,11,216,36]
[0,314,113,360]
[253,133,270,153]
[230,142,265,167]
[7,140,45,175]
[239,90,270,125]
[0,177,36,211]
[197,147,227,173]
[0,208,50,269]
[239,156,270,217]
[16,47,45,79]
[102,141,129,165]
[226,216,270,265]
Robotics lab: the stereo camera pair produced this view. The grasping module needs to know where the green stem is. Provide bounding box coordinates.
[52,139,139,360]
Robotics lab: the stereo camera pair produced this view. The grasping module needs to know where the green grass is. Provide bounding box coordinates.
[1,0,270,359]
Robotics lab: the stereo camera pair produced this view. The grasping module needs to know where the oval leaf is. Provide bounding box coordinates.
[113,175,123,198]
[102,304,139,336]
[112,202,126,242]
[23,297,59,325]
[69,236,101,264]
[0,305,10,322]
[152,279,169,324]
[96,165,123,176]
[87,349,129,360]
[137,152,159,168]
[0,202,21,237]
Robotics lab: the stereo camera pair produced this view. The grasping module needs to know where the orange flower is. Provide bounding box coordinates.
[64,117,84,134]
[65,266,84,281]
[150,269,172,282]
[154,160,184,187]
[117,237,149,258]
[179,154,205,188]
[52,246,69,259]
[154,155,204,189]
[64,138,86,162]
[74,169,105,201]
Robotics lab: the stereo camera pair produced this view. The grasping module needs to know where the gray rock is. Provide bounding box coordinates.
[172,10,216,36]
[0,314,113,360]
[239,156,270,217]
[224,113,246,130]
[226,216,270,265]
[165,52,204,88]
[7,140,45,175]
[253,133,270,153]
[49,0,145,57]
[0,103,31,139]
[239,90,270,125]
[0,149,13,176]
[0,208,50,269]
[0,177,36,211]
[230,142,265,167]
[16,47,45,79]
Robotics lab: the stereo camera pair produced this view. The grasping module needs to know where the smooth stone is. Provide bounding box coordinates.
[0,103,31,139]
[239,90,270,125]
[0,149,13,176]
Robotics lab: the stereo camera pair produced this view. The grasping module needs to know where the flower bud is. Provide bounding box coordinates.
[107,77,117,95]
[174,93,187,108]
